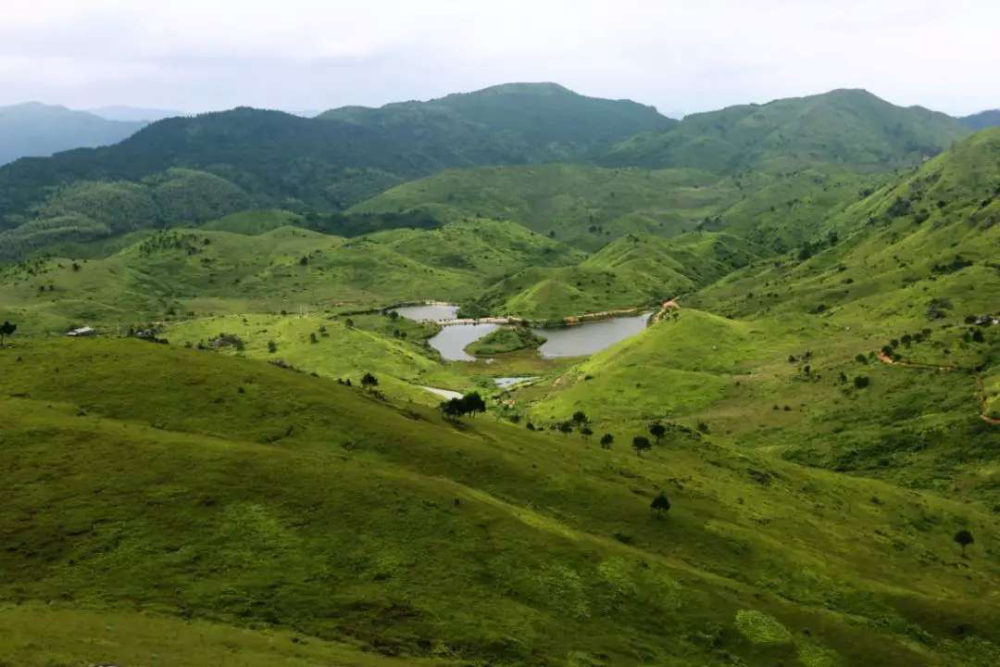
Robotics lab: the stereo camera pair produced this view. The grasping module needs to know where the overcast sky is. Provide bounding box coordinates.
[3,0,998,117]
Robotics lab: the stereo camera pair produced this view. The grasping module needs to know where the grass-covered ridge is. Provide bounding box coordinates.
[603,89,969,173]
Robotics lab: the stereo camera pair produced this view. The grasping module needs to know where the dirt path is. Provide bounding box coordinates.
[876,352,997,426]
[421,386,463,401]
[975,375,1000,425]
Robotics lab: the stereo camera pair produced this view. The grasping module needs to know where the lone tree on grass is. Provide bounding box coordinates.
[649,422,666,444]
[572,411,589,427]
[632,435,652,457]
[954,530,974,558]
[558,421,574,436]
[0,321,16,347]
[600,433,614,449]
[361,372,379,389]
[650,492,671,517]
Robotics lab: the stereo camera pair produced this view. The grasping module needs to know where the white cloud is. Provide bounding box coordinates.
[0,0,997,115]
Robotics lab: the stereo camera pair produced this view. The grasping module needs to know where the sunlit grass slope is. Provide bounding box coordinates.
[0,219,582,333]
[2,339,1000,665]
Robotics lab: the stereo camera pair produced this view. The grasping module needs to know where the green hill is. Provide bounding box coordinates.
[519,129,1000,508]
[3,338,1000,666]
[462,232,756,321]
[0,219,582,333]
[350,163,731,250]
[321,82,674,164]
[351,161,875,255]
[603,89,969,173]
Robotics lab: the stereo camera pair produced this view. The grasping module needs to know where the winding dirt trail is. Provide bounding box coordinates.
[875,352,998,426]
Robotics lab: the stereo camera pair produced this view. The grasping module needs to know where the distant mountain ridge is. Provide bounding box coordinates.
[602,89,970,173]
[0,102,145,166]
[0,83,675,246]
[320,82,674,163]
[958,109,1000,130]
[0,84,982,260]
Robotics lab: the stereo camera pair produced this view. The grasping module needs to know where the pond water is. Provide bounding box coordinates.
[426,323,499,361]
[394,303,459,322]
[532,313,651,358]
[494,376,534,389]
[400,304,652,362]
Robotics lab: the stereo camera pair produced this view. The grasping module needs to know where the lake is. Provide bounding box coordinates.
[425,323,499,361]
[398,304,651,362]
[532,313,651,358]
[494,376,534,388]
[393,303,459,322]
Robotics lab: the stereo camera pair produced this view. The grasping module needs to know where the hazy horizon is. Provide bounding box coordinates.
[3,0,999,118]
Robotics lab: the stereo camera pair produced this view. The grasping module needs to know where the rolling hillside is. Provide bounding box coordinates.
[350,164,731,250]
[520,128,1000,507]
[2,88,1000,667]
[0,219,583,333]
[464,232,755,321]
[602,89,969,173]
[2,338,999,666]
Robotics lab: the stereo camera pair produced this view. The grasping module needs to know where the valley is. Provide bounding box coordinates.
[0,81,998,667]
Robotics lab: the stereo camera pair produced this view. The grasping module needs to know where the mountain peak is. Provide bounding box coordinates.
[466,82,575,97]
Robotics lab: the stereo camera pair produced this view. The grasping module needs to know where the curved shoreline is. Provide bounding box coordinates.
[394,299,679,329]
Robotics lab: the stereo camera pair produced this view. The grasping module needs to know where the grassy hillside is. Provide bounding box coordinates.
[0,168,254,259]
[163,311,471,405]
[352,161,873,255]
[603,89,969,173]
[0,219,584,333]
[464,232,756,321]
[2,338,1000,666]
[516,129,1000,507]
[351,164,734,250]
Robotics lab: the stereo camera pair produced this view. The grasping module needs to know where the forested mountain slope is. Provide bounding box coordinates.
[603,89,969,173]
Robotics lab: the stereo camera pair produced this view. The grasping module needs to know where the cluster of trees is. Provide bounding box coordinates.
[556,411,594,437]
[551,415,679,456]
[441,392,487,420]
[631,421,671,456]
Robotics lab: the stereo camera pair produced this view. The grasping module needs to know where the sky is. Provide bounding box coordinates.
[2,0,998,117]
